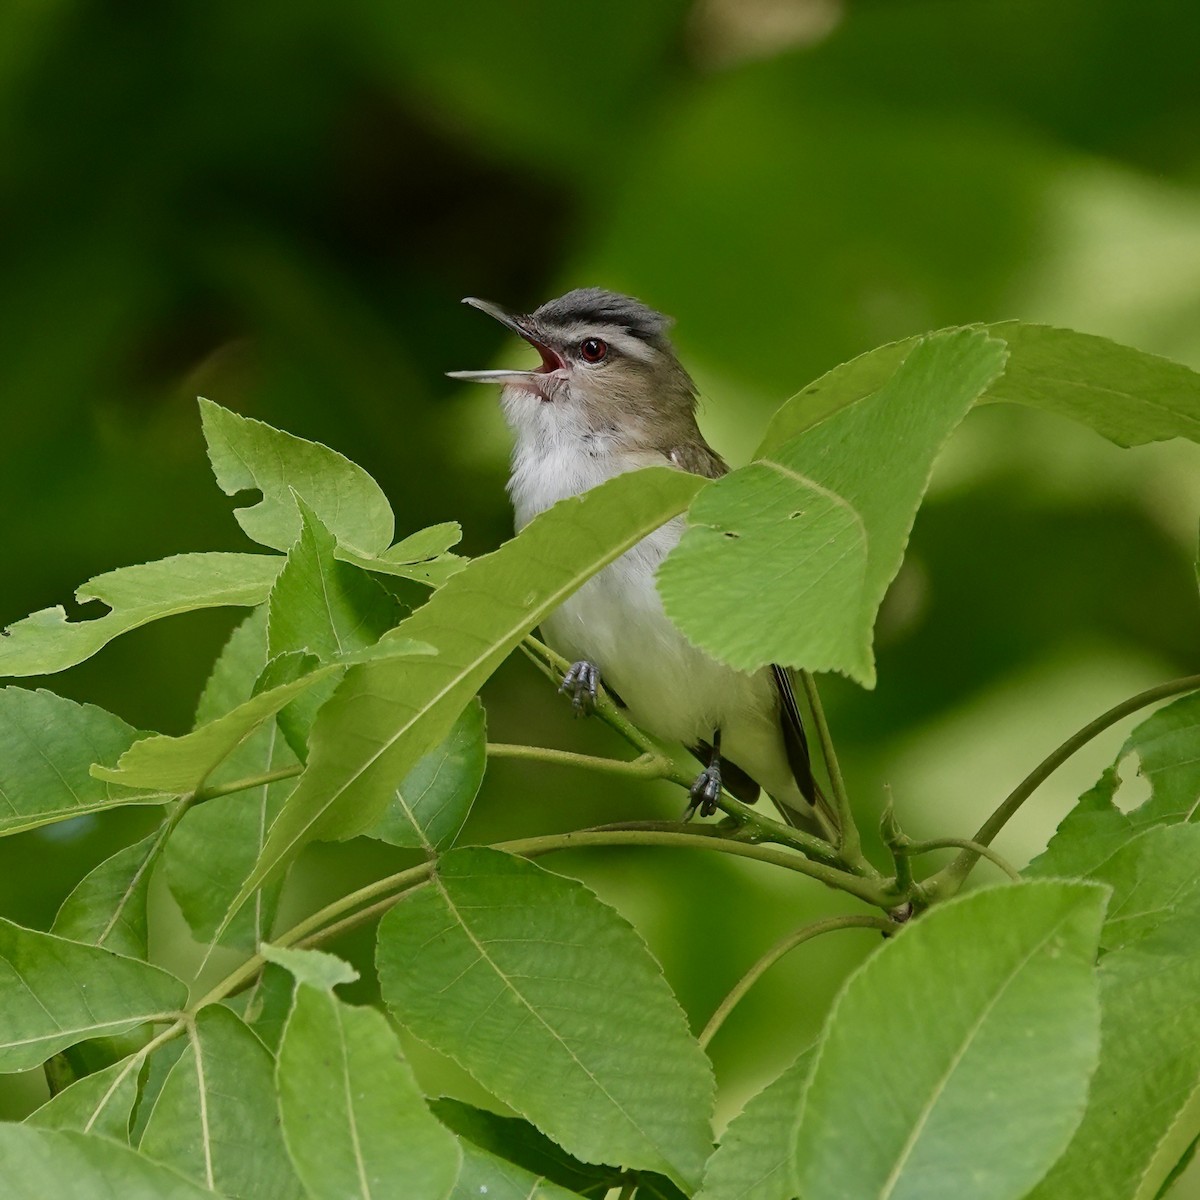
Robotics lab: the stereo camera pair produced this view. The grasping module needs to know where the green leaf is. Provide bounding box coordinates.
[92,640,429,795]
[340,520,467,587]
[0,552,283,677]
[789,881,1107,1200]
[0,918,186,1072]
[982,322,1200,448]
[761,324,1200,456]
[166,792,290,955]
[381,521,463,562]
[27,1052,145,1140]
[365,698,486,850]
[53,832,161,958]
[1030,690,1200,878]
[696,1048,814,1200]
[1022,840,1200,1195]
[139,1006,300,1200]
[0,688,163,837]
[274,959,459,1200]
[1089,824,1200,953]
[239,962,295,1056]
[0,1125,217,1198]
[346,548,467,587]
[757,338,916,453]
[164,610,296,953]
[260,943,359,990]
[377,848,715,1191]
[658,328,1008,684]
[230,466,702,912]
[268,498,399,661]
[200,396,395,555]
[267,498,399,757]
[91,665,329,795]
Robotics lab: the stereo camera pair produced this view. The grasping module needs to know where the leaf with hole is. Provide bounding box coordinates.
[1027,838,1200,1199]
[1029,689,1200,878]
[201,396,395,555]
[658,328,1008,684]
[0,552,283,677]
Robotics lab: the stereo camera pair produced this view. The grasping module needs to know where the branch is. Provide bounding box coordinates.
[486,743,668,778]
[900,837,1021,883]
[190,824,898,1017]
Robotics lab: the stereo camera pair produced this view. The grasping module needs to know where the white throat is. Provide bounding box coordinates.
[502,385,631,530]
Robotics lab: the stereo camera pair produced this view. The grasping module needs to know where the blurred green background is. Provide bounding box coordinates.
[3,0,1200,1162]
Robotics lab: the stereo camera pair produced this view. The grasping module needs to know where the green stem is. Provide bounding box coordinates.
[930,673,1200,899]
[699,914,896,1050]
[191,824,896,1016]
[487,743,668,778]
[879,798,913,901]
[81,1018,186,1135]
[194,764,303,804]
[900,838,1021,883]
[521,636,858,869]
[799,669,861,863]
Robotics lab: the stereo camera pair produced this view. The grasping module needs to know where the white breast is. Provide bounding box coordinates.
[503,387,808,812]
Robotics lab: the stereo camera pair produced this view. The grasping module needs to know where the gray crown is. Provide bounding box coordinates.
[533,288,674,345]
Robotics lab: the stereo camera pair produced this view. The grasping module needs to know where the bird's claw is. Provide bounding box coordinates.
[559,660,600,717]
[687,762,723,819]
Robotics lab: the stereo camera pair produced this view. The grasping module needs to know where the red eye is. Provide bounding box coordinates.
[579,337,608,363]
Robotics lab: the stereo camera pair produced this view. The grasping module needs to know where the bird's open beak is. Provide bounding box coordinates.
[446,297,566,388]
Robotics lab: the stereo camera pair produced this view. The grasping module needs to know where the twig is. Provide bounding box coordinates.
[930,673,1200,897]
[699,913,896,1050]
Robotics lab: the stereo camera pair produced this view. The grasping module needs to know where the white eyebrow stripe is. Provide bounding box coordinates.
[553,322,659,363]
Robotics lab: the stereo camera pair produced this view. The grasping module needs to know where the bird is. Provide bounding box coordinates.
[448,287,832,836]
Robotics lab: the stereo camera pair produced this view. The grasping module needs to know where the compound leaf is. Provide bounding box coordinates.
[227,466,702,917]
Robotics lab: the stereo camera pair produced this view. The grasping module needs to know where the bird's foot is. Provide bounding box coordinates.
[686,761,723,819]
[559,660,601,717]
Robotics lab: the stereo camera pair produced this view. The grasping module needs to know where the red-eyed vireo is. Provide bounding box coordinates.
[449,288,831,834]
